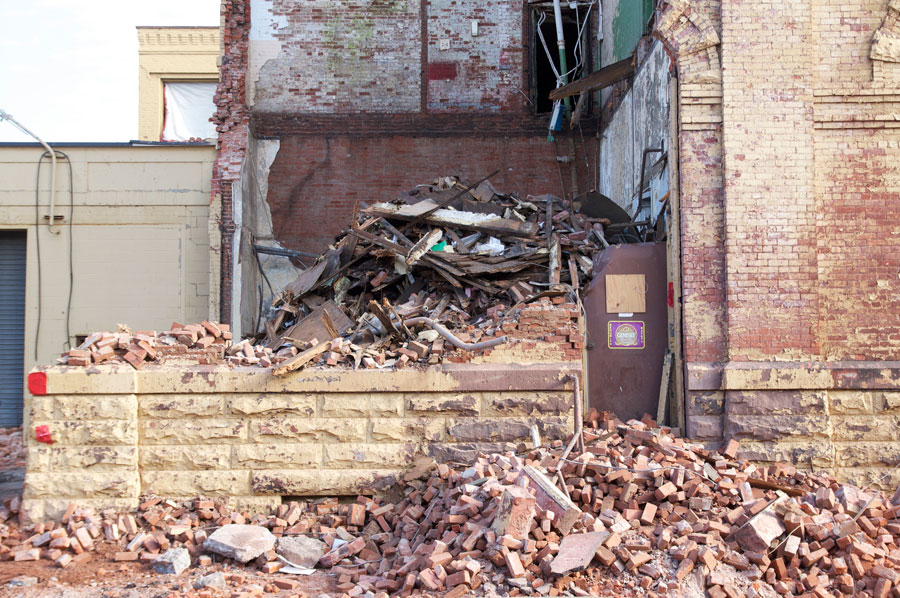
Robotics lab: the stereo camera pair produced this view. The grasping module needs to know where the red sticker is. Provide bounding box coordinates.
[35,425,54,445]
[28,372,47,396]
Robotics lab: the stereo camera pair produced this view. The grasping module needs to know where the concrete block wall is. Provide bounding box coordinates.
[22,362,578,522]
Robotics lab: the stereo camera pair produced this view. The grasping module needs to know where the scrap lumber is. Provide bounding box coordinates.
[272,341,331,376]
[366,200,539,239]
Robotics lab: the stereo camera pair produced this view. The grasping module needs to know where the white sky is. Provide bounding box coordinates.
[0,0,220,143]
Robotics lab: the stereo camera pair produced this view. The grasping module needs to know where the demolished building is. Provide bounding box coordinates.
[18,0,900,520]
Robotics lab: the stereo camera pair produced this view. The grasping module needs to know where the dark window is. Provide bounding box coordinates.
[531,3,593,114]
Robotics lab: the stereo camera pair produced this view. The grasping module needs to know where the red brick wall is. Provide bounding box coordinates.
[265,133,598,255]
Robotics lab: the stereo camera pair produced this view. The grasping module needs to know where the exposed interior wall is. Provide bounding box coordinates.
[264,133,597,255]
[598,40,670,215]
[137,27,220,141]
[22,360,580,522]
[0,144,216,422]
[234,0,598,256]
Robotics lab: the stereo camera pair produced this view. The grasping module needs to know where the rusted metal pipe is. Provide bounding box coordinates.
[403,317,508,352]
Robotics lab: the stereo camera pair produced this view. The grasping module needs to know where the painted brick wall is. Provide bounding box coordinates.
[265,133,597,255]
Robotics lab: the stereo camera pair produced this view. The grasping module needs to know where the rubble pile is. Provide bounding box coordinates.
[0,427,24,469]
[7,414,900,597]
[56,322,236,370]
[57,175,603,372]
[257,175,608,374]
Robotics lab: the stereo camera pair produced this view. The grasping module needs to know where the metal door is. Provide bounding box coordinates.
[0,231,26,426]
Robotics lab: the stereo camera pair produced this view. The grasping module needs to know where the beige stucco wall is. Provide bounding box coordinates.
[137,27,220,141]
[0,144,217,391]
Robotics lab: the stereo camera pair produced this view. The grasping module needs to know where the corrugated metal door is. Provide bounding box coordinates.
[0,231,26,427]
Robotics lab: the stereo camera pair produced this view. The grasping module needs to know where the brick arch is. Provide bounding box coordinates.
[651,0,721,82]
[871,0,900,63]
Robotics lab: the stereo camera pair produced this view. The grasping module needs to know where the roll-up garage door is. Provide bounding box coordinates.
[0,231,26,426]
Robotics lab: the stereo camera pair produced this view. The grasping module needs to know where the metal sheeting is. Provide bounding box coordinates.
[0,231,26,426]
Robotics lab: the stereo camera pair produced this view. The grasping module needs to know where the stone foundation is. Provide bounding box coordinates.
[23,361,578,521]
[687,361,900,490]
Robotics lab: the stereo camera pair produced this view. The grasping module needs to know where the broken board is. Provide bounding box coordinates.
[267,300,352,349]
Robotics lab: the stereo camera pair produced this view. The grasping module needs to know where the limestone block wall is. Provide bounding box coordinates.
[686,362,900,491]
[23,362,578,521]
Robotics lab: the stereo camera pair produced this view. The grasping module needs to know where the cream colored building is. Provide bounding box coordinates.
[137,27,220,141]
[0,144,217,425]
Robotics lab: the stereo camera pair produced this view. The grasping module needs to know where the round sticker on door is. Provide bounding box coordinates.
[608,321,645,349]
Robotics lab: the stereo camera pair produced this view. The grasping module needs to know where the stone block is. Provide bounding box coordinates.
[533,415,573,441]
[30,395,137,421]
[139,446,231,470]
[24,471,140,499]
[686,391,724,416]
[139,394,224,418]
[28,446,138,473]
[252,418,366,442]
[251,469,402,495]
[407,394,480,416]
[323,443,418,468]
[446,418,532,442]
[725,415,831,441]
[321,393,403,417]
[687,415,724,440]
[734,511,784,552]
[481,391,572,416]
[231,444,322,469]
[829,391,875,415]
[204,524,275,564]
[725,391,826,416]
[29,420,137,446]
[832,416,900,441]
[835,442,900,468]
[491,486,536,540]
[427,442,519,463]
[369,418,445,442]
[834,467,900,492]
[141,470,251,496]
[277,536,326,568]
[153,548,190,574]
[878,392,900,413]
[141,419,247,444]
[228,394,316,417]
[737,441,834,468]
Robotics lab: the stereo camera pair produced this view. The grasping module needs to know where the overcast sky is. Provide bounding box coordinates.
[0,1,220,143]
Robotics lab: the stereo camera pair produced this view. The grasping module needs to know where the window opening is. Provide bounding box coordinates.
[532,2,594,114]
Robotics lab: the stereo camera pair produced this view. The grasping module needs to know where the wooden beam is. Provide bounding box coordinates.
[548,57,635,101]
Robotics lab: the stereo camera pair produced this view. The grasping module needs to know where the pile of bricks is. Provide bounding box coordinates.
[59,322,234,369]
[0,426,24,469]
[11,414,900,597]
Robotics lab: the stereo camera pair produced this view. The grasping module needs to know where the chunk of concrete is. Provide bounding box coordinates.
[550,532,610,575]
[734,511,785,553]
[152,548,190,575]
[203,524,276,564]
[491,486,536,541]
[277,535,326,568]
[193,571,226,590]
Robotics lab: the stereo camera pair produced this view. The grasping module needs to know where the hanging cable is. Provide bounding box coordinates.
[33,151,75,359]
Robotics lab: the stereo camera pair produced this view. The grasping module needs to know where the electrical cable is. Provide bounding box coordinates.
[33,151,75,359]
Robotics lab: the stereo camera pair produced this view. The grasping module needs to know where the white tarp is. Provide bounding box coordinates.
[162,82,217,141]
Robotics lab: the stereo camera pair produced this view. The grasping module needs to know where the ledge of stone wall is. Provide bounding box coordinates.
[23,362,580,521]
[684,361,900,490]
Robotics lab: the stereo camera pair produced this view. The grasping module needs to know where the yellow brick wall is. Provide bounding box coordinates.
[137,27,220,141]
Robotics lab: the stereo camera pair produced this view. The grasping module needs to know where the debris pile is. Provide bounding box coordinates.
[8,413,900,598]
[257,175,607,374]
[56,175,603,372]
[0,427,24,469]
[56,322,235,369]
